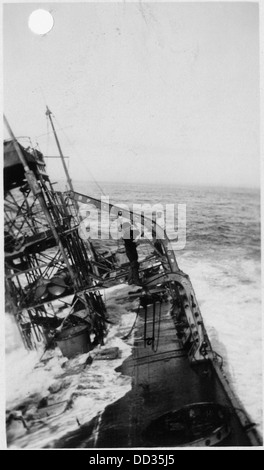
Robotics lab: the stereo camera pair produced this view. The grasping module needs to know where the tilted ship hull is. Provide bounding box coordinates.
[4,114,262,448]
[52,277,260,448]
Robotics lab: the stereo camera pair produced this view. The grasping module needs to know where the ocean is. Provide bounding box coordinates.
[5,181,262,448]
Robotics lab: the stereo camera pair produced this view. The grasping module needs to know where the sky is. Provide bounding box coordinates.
[3,1,260,187]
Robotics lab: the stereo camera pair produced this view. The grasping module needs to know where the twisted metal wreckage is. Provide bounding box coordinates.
[4,111,262,447]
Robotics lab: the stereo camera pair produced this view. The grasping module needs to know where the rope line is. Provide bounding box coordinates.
[122,302,141,340]
[53,114,107,197]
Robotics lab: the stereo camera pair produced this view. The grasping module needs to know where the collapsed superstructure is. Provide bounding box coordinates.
[4,137,107,350]
[4,113,262,447]
[4,129,210,364]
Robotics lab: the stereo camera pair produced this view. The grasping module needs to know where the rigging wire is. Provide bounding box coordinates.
[35,125,73,140]
[52,113,107,197]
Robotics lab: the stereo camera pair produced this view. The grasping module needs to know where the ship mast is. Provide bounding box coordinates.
[45,106,74,193]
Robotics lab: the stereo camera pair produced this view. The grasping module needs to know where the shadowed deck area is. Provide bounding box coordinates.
[54,299,258,448]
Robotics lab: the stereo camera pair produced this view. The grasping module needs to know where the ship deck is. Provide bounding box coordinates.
[54,296,260,448]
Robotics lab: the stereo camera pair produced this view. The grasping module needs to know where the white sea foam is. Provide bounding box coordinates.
[5,286,136,449]
[178,251,262,435]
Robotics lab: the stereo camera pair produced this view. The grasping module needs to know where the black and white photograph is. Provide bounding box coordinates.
[1,0,262,450]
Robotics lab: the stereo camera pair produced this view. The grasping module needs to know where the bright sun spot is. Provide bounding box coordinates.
[28,9,54,35]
